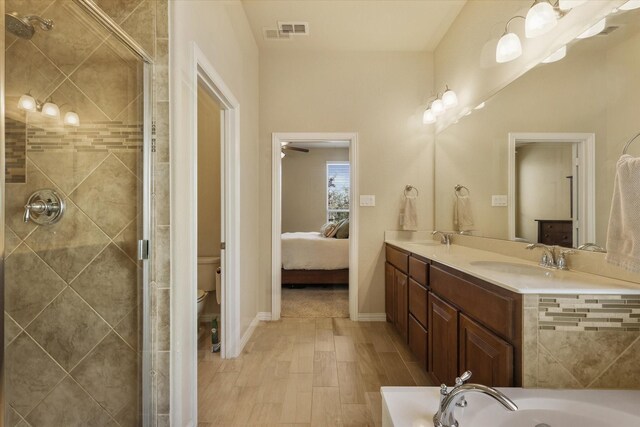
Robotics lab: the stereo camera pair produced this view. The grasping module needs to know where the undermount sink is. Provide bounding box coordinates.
[469,260,553,277]
[381,387,640,427]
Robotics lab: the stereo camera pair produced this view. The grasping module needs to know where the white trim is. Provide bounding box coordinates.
[508,132,596,245]
[271,132,360,321]
[171,42,242,426]
[257,312,273,321]
[238,314,261,353]
[357,313,387,322]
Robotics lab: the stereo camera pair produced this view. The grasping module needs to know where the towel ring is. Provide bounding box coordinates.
[404,185,419,197]
[455,185,470,197]
[622,131,640,155]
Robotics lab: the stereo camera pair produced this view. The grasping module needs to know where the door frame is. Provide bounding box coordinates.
[507,132,595,245]
[271,132,359,321]
[171,42,242,423]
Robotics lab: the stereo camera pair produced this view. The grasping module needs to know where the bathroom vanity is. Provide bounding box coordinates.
[384,236,640,389]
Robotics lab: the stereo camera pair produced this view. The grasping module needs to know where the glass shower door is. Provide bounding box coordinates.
[4,1,148,425]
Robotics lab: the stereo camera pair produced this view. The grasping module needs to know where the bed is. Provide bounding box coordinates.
[281,232,349,285]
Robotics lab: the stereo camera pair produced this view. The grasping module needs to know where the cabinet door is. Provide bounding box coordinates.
[428,293,458,385]
[395,270,408,341]
[459,314,514,387]
[408,314,427,368]
[385,262,395,323]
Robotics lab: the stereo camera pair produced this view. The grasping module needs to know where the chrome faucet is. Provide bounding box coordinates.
[525,243,557,269]
[432,231,453,245]
[577,243,606,253]
[433,371,518,427]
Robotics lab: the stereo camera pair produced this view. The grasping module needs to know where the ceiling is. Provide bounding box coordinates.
[241,0,467,52]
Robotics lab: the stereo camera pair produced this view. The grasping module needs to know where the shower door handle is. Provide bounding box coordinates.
[23,189,65,225]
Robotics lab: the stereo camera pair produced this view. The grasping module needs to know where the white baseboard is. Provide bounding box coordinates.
[257,312,272,321]
[238,314,260,354]
[357,313,387,322]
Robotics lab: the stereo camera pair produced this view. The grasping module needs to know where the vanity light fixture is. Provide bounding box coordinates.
[431,98,445,116]
[619,0,640,11]
[422,108,436,124]
[525,0,559,38]
[558,0,587,10]
[63,111,80,127]
[577,18,606,39]
[496,16,525,63]
[17,92,80,125]
[442,86,458,109]
[41,101,60,118]
[18,93,37,112]
[542,45,567,63]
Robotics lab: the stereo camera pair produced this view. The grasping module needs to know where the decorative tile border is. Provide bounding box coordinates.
[538,295,640,331]
[6,117,26,183]
[27,121,143,153]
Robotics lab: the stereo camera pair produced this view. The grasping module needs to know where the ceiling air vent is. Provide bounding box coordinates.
[277,21,309,36]
[263,28,292,41]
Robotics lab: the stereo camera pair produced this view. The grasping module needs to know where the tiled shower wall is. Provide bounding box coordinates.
[522,294,640,389]
[4,0,170,425]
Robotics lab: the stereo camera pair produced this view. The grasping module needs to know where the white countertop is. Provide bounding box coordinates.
[385,239,640,295]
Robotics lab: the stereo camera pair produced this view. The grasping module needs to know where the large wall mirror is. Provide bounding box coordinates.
[435,6,640,251]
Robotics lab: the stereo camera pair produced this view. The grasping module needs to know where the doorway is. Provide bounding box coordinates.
[271,133,359,321]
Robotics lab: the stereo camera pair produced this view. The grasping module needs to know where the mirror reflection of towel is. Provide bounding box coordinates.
[401,196,418,231]
[454,195,474,232]
[606,155,640,272]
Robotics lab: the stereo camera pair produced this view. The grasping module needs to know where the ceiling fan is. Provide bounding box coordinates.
[281,142,309,154]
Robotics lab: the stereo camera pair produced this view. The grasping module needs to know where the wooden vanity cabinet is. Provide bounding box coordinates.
[385,245,410,340]
[428,292,458,385]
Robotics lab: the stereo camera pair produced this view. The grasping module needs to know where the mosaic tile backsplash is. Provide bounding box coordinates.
[5,118,26,183]
[538,294,640,331]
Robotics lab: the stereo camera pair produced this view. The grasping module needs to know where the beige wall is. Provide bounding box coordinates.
[259,51,435,315]
[197,84,222,258]
[282,147,349,232]
[516,144,573,242]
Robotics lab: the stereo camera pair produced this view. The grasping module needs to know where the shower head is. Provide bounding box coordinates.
[5,12,54,40]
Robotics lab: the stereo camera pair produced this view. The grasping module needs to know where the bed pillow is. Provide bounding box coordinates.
[320,221,339,238]
[335,219,349,239]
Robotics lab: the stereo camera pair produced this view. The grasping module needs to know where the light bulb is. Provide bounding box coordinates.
[496,32,522,63]
[431,99,444,116]
[422,108,436,124]
[542,45,567,63]
[18,94,37,112]
[41,101,60,118]
[558,0,587,10]
[442,88,458,109]
[620,0,640,11]
[525,1,558,38]
[577,18,605,39]
[281,151,285,159]
[64,111,80,126]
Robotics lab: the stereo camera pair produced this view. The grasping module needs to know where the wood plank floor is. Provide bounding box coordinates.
[198,318,435,426]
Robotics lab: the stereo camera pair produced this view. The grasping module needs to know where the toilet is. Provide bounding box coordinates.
[197,256,220,318]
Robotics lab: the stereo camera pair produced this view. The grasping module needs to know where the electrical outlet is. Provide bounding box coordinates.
[492,195,508,207]
[359,195,376,207]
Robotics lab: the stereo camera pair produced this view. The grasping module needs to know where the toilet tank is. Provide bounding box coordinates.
[197,256,220,292]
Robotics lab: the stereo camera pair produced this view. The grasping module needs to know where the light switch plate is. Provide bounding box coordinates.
[360,195,376,207]
[492,195,508,207]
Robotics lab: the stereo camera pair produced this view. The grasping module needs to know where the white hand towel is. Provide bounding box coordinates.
[605,155,640,272]
[454,195,474,232]
[400,196,418,231]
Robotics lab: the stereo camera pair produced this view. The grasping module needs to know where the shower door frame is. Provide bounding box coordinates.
[3,1,155,426]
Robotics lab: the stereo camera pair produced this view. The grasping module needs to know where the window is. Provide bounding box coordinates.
[327,161,350,222]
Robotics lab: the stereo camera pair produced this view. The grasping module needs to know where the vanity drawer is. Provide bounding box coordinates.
[386,244,409,273]
[408,279,428,328]
[430,265,516,341]
[409,256,429,286]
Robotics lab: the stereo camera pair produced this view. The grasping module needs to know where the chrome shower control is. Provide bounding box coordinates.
[23,189,65,225]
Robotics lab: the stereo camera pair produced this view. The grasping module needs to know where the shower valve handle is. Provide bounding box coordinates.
[23,200,48,223]
[23,189,65,225]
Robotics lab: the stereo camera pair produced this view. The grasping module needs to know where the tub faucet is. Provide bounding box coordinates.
[525,243,557,268]
[432,231,453,245]
[433,371,518,427]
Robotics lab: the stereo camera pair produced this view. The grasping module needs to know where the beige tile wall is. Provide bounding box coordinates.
[522,294,640,389]
[4,0,170,425]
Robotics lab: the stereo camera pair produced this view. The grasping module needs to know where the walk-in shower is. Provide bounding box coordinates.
[5,12,54,40]
[3,1,152,426]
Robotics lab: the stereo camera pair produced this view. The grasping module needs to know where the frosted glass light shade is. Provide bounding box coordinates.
[64,111,80,126]
[41,102,60,118]
[496,32,522,63]
[620,0,640,11]
[525,2,558,38]
[422,108,436,124]
[18,94,37,112]
[577,18,606,39]
[431,99,445,116]
[442,89,458,109]
[542,45,567,63]
[559,0,587,10]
